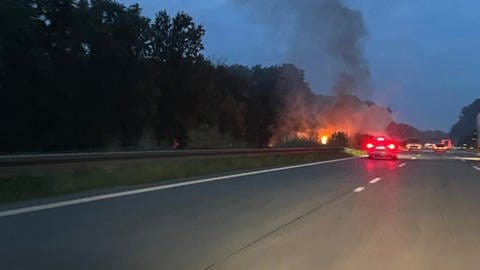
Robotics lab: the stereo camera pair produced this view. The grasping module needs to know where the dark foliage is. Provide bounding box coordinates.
[450,99,480,146]
[0,0,311,152]
[329,132,349,147]
[386,122,448,142]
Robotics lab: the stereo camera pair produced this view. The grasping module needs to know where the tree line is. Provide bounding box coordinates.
[450,99,480,146]
[1,0,316,152]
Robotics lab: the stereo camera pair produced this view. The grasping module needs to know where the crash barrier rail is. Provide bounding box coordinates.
[0,147,344,166]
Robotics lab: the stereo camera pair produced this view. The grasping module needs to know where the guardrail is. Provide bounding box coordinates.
[0,147,344,166]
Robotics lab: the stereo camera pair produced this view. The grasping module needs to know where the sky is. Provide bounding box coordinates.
[121,0,479,132]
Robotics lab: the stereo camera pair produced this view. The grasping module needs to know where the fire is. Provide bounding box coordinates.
[295,129,339,145]
[295,131,310,139]
[271,94,394,147]
[321,135,328,145]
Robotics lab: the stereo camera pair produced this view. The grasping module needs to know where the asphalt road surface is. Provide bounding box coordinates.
[1,150,479,270]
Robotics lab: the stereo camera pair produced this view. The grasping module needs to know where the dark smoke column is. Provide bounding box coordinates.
[233,0,371,97]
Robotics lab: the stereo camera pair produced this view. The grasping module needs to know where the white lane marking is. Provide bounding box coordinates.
[473,166,480,172]
[458,157,480,161]
[0,157,358,218]
[353,187,365,192]
[369,177,381,184]
[398,163,406,168]
[411,157,417,160]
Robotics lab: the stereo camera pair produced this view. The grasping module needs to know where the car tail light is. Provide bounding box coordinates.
[366,143,374,149]
[387,143,396,150]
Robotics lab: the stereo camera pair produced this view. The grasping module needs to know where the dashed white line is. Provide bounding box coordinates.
[369,177,381,184]
[353,187,365,192]
[473,166,480,172]
[0,156,358,218]
[398,163,406,168]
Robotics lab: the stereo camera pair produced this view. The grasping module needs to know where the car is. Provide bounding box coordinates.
[364,136,399,160]
[440,139,453,149]
[423,143,434,149]
[406,143,422,151]
[433,143,448,153]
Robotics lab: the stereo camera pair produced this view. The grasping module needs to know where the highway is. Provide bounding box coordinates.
[1,150,479,270]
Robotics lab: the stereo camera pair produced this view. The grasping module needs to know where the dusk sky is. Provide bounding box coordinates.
[121,0,479,131]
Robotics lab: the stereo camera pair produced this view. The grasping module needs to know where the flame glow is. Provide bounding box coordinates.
[271,95,393,146]
[321,135,328,145]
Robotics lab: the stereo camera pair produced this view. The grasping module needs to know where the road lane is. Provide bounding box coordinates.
[0,157,399,270]
[216,155,480,270]
[1,150,478,270]
[0,157,358,217]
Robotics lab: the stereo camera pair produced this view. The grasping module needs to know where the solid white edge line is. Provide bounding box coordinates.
[369,177,381,184]
[457,156,480,161]
[353,187,365,192]
[398,163,406,167]
[473,166,480,172]
[0,156,359,218]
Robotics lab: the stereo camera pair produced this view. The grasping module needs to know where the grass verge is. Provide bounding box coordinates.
[344,147,366,157]
[0,150,352,204]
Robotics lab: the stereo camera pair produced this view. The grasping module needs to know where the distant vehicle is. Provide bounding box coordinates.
[433,143,448,153]
[406,143,422,151]
[424,143,434,149]
[364,136,399,160]
[441,139,453,149]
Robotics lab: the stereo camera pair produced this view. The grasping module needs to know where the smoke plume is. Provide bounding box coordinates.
[234,0,371,97]
[234,0,393,143]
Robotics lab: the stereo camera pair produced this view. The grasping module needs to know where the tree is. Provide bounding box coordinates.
[0,0,49,152]
[1,0,347,152]
[150,11,207,147]
[150,10,204,63]
[450,99,480,145]
[329,132,349,147]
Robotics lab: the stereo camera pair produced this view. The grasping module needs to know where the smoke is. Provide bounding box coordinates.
[234,0,371,97]
[271,93,393,144]
[233,0,393,143]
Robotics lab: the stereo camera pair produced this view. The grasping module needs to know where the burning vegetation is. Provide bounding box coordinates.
[237,0,392,147]
[271,93,393,147]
